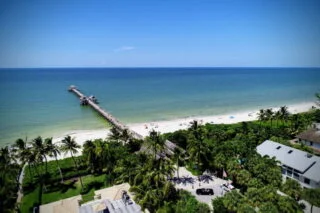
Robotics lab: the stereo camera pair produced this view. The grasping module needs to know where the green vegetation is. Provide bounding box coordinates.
[0,146,20,213]
[157,190,211,213]
[1,105,320,212]
[41,174,107,204]
[281,178,303,201]
[164,107,320,212]
[302,188,320,213]
[20,186,41,213]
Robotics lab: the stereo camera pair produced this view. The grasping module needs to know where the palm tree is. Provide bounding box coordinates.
[236,169,251,187]
[108,126,121,142]
[60,135,84,189]
[13,138,34,178]
[187,122,209,176]
[147,129,166,161]
[315,92,320,107]
[302,188,320,213]
[280,106,290,125]
[45,138,64,182]
[259,202,278,213]
[222,190,244,212]
[274,110,281,127]
[173,147,184,179]
[31,136,48,174]
[281,178,302,200]
[0,146,20,212]
[130,185,161,211]
[93,139,109,173]
[83,140,96,173]
[188,120,206,173]
[257,109,266,126]
[114,155,142,185]
[120,128,132,144]
[277,196,300,213]
[265,108,274,127]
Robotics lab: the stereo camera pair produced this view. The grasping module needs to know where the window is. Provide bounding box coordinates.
[288,150,293,154]
[276,146,281,150]
[281,168,286,175]
[304,178,310,185]
[287,170,293,177]
[293,173,300,180]
[310,142,313,146]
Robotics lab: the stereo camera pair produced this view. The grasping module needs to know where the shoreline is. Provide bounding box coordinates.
[48,101,316,160]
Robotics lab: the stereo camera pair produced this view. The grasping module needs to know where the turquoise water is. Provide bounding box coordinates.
[0,68,319,146]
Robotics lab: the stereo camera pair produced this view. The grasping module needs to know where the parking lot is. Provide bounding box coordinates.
[172,167,232,209]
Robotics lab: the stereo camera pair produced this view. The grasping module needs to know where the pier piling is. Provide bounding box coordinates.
[68,85,143,140]
[68,85,179,156]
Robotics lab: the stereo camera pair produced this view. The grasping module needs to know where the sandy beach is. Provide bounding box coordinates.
[50,102,316,160]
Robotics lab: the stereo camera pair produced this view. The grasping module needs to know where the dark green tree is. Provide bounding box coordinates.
[302,188,320,213]
[45,137,64,182]
[281,178,302,200]
[60,135,84,190]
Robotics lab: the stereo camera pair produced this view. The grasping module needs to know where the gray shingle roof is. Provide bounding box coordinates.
[297,128,320,144]
[256,140,320,182]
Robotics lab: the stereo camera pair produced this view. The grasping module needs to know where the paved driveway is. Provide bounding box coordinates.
[173,167,230,209]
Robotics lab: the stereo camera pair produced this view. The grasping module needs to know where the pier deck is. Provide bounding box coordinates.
[68,85,179,156]
[68,85,143,140]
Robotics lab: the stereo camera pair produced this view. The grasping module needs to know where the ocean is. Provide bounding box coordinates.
[0,67,319,146]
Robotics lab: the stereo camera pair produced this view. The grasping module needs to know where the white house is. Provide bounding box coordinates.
[297,123,320,150]
[257,140,320,189]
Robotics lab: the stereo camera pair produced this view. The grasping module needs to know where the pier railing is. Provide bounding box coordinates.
[68,85,144,140]
[68,85,179,157]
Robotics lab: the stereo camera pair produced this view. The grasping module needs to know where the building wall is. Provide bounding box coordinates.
[300,139,320,149]
[281,165,319,189]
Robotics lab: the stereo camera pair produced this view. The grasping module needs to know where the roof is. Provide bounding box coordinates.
[79,199,141,213]
[297,128,320,144]
[256,140,320,182]
[39,195,82,213]
[94,183,131,200]
[80,183,141,213]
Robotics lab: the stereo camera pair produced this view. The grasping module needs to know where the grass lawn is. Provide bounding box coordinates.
[23,157,88,187]
[20,174,108,212]
[41,174,107,204]
[20,186,41,213]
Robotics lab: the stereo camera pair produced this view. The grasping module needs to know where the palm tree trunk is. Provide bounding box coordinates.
[33,163,40,178]
[177,157,179,179]
[55,157,64,182]
[71,153,84,189]
[43,155,48,174]
[27,163,33,180]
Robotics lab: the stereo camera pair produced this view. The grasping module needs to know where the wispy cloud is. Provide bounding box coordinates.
[114,46,135,52]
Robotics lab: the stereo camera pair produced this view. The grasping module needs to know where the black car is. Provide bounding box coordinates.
[196,188,214,195]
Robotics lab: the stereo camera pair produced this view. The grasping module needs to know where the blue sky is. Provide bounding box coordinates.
[0,0,319,68]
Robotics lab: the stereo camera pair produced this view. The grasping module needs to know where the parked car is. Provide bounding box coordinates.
[196,188,214,195]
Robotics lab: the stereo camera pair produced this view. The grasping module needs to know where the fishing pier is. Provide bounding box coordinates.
[68,85,143,140]
[68,85,179,157]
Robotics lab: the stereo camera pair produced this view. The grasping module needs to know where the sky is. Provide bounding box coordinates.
[0,0,319,68]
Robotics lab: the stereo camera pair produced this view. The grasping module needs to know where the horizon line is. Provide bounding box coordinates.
[1,66,320,69]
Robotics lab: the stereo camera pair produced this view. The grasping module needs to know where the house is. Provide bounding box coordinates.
[39,183,142,213]
[39,195,82,213]
[257,140,320,189]
[297,123,320,150]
